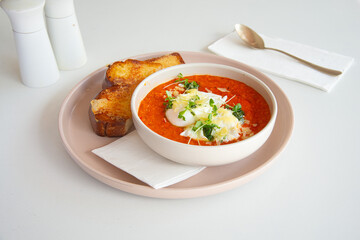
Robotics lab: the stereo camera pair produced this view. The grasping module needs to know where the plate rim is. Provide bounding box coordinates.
[58,51,294,199]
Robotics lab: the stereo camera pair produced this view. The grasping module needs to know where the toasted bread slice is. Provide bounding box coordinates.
[145,52,185,68]
[89,84,136,137]
[104,59,162,88]
[91,52,185,137]
[104,52,185,88]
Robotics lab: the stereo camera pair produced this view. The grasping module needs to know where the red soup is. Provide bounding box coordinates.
[138,74,271,146]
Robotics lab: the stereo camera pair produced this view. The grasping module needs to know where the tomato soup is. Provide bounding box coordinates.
[138,75,271,146]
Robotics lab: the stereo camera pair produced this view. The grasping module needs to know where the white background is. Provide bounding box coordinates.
[1,0,360,239]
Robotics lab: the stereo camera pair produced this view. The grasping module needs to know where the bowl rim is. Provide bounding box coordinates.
[131,62,278,149]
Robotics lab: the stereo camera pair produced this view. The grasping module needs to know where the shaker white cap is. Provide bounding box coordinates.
[45,0,75,19]
[0,0,46,33]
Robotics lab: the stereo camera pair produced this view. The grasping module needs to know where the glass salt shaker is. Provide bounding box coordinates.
[0,0,59,88]
[45,0,87,70]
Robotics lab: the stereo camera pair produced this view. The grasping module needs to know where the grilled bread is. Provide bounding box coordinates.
[90,52,185,137]
[89,84,135,137]
[104,52,185,88]
[145,52,185,68]
[103,59,162,89]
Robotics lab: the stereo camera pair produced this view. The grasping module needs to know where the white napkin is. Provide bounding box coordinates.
[208,31,354,92]
[92,131,205,189]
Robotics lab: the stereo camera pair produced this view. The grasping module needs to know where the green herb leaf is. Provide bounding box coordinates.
[192,121,203,131]
[164,90,174,109]
[203,125,214,141]
[209,99,218,115]
[233,110,245,122]
[209,98,215,106]
[166,90,173,100]
[232,103,245,122]
[202,123,219,141]
[190,114,219,141]
[212,105,218,115]
[233,103,242,112]
[177,95,199,120]
[175,73,199,90]
[188,100,197,108]
[185,81,199,90]
[177,73,183,79]
[178,109,187,120]
[225,104,232,110]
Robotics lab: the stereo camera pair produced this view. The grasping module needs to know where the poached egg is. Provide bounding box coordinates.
[165,89,243,143]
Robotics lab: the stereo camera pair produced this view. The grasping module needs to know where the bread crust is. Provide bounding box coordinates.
[104,52,185,88]
[145,52,185,67]
[90,52,185,137]
[104,59,162,89]
[89,84,135,137]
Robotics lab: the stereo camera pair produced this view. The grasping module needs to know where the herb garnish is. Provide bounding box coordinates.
[202,123,219,141]
[192,120,203,131]
[226,103,245,123]
[163,90,175,109]
[178,95,199,120]
[209,98,218,115]
[176,73,199,90]
[192,113,220,141]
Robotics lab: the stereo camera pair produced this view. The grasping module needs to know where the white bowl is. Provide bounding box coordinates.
[131,63,277,166]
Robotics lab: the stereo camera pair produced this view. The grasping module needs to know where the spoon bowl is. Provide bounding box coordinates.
[235,24,265,49]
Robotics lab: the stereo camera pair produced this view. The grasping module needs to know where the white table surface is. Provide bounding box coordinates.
[1,0,360,239]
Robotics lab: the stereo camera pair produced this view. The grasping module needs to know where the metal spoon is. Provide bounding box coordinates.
[234,24,342,76]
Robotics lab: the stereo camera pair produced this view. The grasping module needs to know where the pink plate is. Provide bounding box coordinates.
[58,51,294,199]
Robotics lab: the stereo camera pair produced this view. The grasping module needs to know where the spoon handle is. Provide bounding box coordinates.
[266,47,342,76]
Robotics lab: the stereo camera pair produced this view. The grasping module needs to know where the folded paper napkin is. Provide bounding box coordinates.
[208,31,354,92]
[92,131,205,189]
